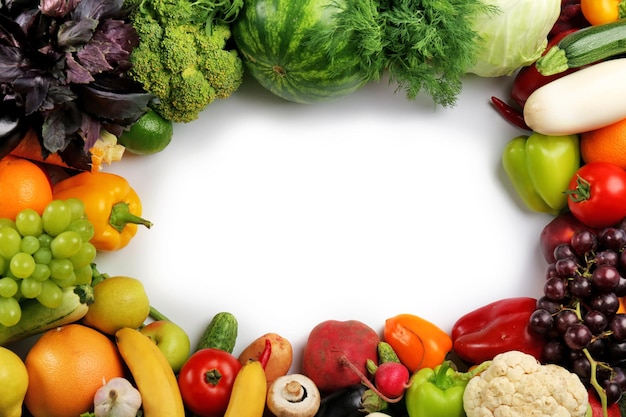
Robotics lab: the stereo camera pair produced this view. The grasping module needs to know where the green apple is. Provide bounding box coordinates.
[140,320,191,373]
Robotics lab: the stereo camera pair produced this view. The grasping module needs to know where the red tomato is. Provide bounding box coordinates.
[178,348,242,417]
[566,162,626,228]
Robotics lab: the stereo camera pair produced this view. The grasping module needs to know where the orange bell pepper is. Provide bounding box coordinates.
[383,313,452,373]
[581,0,626,25]
[52,171,152,251]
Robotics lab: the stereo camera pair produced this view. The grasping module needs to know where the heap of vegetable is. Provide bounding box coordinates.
[232,0,497,106]
[125,0,244,123]
[0,0,153,171]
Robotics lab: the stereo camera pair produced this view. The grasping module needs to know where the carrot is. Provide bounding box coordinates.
[10,129,125,172]
[11,129,69,168]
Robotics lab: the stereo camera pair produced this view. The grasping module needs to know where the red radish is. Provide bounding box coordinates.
[374,362,410,399]
[301,320,380,392]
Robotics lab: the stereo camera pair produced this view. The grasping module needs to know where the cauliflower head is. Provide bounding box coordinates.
[463,350,588,417]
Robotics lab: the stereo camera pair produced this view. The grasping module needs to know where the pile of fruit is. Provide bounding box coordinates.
[5,1,626,417]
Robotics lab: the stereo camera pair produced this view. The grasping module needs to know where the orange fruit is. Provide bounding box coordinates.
[0,156,53,220]
[580,117,626,169]
[23,324,125,417]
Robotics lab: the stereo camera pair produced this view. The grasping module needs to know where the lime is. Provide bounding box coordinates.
[119,109,174,155]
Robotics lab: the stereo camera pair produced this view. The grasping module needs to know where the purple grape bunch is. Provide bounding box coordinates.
[529,221,626,405]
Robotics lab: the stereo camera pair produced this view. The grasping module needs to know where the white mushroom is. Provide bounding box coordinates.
[266,373,321,417]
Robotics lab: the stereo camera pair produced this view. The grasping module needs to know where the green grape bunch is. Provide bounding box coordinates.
[0,199,97,327]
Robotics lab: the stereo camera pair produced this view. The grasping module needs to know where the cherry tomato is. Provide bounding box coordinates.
[178,348,242,417]
[566,162,626,228]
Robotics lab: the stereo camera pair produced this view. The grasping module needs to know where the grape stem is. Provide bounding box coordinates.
[583,348,609,417]
[574,301,610,417]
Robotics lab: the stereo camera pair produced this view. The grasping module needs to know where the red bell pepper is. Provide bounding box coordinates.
[451,297,545,365]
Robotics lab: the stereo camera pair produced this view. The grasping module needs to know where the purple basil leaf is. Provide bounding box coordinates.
[76,42,112,73]
[72,0,124,20]
[12,74,49,115]
[0,44,26,82]
[58,134,92,171]
[80,113,102,149]
[65,52,95,84]
[41,109,70,153]
[92,19,138,61]
[57,17,98,47]
[75,74,154,125]
[40,0,80,17]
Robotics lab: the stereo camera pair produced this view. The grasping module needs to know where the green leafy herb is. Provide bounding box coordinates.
[309,0,497,107]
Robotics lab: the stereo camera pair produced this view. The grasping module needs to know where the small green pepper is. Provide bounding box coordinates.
[502,132,580,216]
[404,361,488,417]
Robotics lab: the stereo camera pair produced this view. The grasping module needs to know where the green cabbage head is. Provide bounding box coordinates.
[466,0,561,77]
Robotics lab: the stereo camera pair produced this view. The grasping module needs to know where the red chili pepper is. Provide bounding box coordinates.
[258,338,272,369]
[490,96,530,130]
[451,297,545,365]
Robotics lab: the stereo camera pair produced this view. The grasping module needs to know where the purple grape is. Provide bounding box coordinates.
[591,265,621,292]
[529,308,553,335]
[610,314,626,341]
[570,275,592,299]
[536,296,561,314]
[545,263,559,280]
[553,243,577,261]
[596,250,619,267]
[541,340,566,364]
[555,309,579,334]
[571,355,591,380]
[584,310,608,335]
[544,277,568,301]
[603,380,622,405]
[610,341,626,361]
[611,366,626,392]
[564,323,592,350]
[599,227,626,252]
[615,277,626,297]
[591,293,620,317]
[555,258,578,278]
[571,230,597,256]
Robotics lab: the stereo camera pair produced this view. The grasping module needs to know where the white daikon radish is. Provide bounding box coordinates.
[523,58,626,136]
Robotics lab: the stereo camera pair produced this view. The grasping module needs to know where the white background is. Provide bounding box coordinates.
[90,72,552,371]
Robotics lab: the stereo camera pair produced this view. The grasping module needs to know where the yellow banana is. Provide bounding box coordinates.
[115,327,185,417]
[223,360,267,417]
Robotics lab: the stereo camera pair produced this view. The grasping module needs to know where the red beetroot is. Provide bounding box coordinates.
[374,362,410,399]
[301,319,380,392]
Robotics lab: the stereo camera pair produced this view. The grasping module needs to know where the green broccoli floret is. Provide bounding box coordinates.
[128,0,244,123]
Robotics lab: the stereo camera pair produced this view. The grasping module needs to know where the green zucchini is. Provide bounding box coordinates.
[0,284,93,346]
[196,311,238,353]
[536,19,626,76]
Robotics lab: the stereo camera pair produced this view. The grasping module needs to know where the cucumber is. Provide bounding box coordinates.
[377,341,401,364]
[536,19,626,76]
[0,284,93,346]
[196,311,238,353]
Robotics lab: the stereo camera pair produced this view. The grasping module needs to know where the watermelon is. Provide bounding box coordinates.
[231,0,382,103]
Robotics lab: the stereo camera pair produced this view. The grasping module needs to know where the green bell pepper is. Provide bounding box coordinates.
[404,361,489,417]
[502,132,580,216]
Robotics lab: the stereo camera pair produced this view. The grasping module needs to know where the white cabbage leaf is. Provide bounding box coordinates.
[467,0,562,77]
